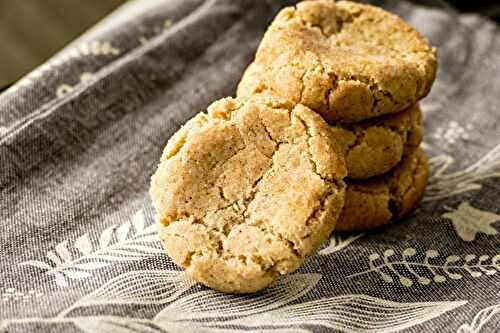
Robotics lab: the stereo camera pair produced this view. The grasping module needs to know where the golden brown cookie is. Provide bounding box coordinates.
[237,0,437,123]
[248,93,422,179]
[336,148,428,232]
[332,103,422,179]
[150,97,347,293]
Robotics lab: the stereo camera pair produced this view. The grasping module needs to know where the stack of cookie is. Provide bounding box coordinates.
[150,0,437,293]
[236,0,436,232]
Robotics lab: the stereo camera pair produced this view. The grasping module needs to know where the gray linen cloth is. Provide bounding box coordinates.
[1,0,499,332]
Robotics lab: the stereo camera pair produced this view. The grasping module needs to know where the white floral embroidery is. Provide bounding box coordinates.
[56,72,94,98]
[157,274,321,322]
[75,41,120,57]
[318,233,365,255]
[228,295,466,333]
[1,272,466,333]
[57,270,195,318]
[1,287,43,303]
[457,303,500,333]
[138,19,174,45]
[349,248,500,287]
[433,121,472,146]
[5,41,119,94]
[442,202,500,242]
[20,210,164,287]
[77,270,194,306]
[425,143,500,201]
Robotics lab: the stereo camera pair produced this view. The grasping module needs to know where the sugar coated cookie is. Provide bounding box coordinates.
[237,0,437,123]
[150,97,347,293]
[337,148,428,231]
[332,103,422,179]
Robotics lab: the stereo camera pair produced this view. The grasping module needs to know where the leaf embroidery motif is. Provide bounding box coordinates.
[2,272,466,333]
[47,250,63,266]
[117,222,131,242]
[56,72,94,98]
[55,240,72,262]
[226,295,466,333]
[20,209,164,287]
[155,273,320,322]
[425,143,500,201]
[318,233,365,255]
[349,248,500,286]
[19,260,52,270]
[78,270,194,306]
[99,225,117,249]
[6,41,119,95]
[74,234,92,255]
[138,18,175,45]
[457,303,500,333]
[0,287,43,303]
[442,202,500,241]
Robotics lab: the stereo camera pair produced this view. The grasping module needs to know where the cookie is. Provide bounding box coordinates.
[333,103,422,179]
[237,0,437,123]
[336,148,428,232]
[248,93,422,179]
[150,97,347,293]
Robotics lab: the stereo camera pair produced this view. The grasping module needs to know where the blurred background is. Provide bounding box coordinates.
[0,0,498,90]
[0,0,124,89]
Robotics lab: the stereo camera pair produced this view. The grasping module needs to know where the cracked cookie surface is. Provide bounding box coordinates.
[150,97,346,293]
[333,103,422,179]
[237,0,437,123]
[337,148,428,232]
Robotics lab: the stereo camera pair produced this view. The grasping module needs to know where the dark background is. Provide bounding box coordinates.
[451,0,500,20]
[0,0,124,89]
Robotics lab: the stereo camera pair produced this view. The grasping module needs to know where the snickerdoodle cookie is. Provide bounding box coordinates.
[150,97,347,293]
[332,104,422,179]
[237,0,437,123]
[336,148,428,232]
[249,94,422,179]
